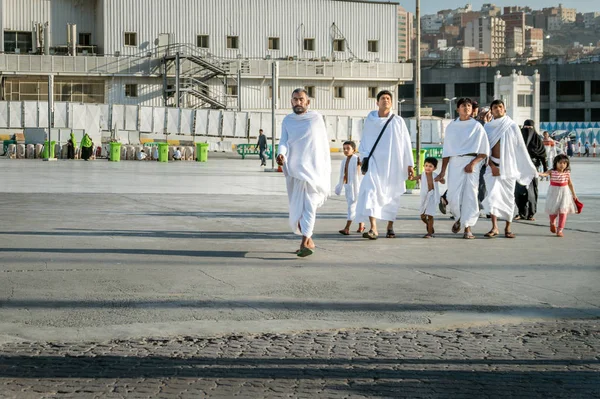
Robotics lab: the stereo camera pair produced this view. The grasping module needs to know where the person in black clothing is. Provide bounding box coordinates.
[257,129,268,166]
[514,119,547,221]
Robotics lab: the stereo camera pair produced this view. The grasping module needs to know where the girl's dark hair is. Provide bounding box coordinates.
[552,154,570,172]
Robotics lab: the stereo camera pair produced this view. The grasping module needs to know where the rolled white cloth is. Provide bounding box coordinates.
[278,111,331,237]
[346,194,357,221]
[483,156,517,221]
[447,156,483,229]
[355,112,414,223]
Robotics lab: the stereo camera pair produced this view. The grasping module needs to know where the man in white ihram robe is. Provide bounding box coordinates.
[482,100,537,238]
[435,98,490,239]
[355,90,414,239]
[277,88,331,257]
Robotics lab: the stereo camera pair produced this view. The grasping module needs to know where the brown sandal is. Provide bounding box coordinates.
[362,230,378,240]
[452,220,461,234]
[504,232,516,239]
[463,232,475,239]
[338,229,350,236]
[484,230,499,238]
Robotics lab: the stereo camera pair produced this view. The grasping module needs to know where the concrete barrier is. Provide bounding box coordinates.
[26,144,35,159]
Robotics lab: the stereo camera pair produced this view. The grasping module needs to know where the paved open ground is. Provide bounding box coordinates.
[0,155,598,398]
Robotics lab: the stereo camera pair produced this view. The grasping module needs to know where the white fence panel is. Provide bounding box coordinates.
[0,102,8,128]
[99,104,110,131]
[38,101,48,127]
[166,108,180,134]
[260,113,272,139]
[72,103,87,130]
[54,102,68,128]
[350,117,363,141]
[180,108,194,134]
[23,101,38,127]
[9,101,22,128]
[152,107,166,133]
[125,105,138,131]
[325,115,337,141]
[207,110,222,136]
[248,112,262,139]
[235,112,248,138]
[85,104,102,137]
[221,111,236,137]
[195,109,209,136]
[111,104,125,131]
[139,106,153,132]
[337,116,349,141]
[276,114,285,139]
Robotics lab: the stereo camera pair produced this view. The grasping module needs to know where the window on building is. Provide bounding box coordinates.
[333,39,345,52]
[227,36,239,49]
[3,31,33,53]
[422,84,445,98]
[368,87,378,98]
[305,86,315,98]
[125,84,138,98]
[304,38,315,51]
[591,108,600,122]
[124,32,137,46]
[268,37,280,50]
[3,78,104,103]
[334,86,345,98]
[78,33,91,46]
[557,81,584,96]
[540,109,550,122]
[454,83,479,98]
[556,108,585,122]
[398,83,414,100]
[518,94,534,107]
[227,85,238,97]
[368,40,379,53]
[268,85,281,99]
[197,35,209,48]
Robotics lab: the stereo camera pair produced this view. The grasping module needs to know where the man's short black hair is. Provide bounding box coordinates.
[490,99,505,109]
[259,129,263,133]
[472,100,479,110]
[343,140,357,151]
[456,97,473,109]
[376,90,393,101]
[424,157,438,168]
[292,88,309,97]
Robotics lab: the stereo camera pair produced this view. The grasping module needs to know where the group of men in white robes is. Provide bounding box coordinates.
[277,91,537,257]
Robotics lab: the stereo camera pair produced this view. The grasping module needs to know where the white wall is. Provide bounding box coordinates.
[98,0,397,62]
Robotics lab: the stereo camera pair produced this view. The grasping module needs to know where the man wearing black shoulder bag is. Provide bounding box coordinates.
[355,90,414,239]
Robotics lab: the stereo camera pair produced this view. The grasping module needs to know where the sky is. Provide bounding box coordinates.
[393,1,598,15]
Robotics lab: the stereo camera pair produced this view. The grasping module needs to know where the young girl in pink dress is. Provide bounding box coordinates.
[539,154,579,237]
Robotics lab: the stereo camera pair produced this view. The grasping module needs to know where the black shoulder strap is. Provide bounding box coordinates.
[367,114,395,159]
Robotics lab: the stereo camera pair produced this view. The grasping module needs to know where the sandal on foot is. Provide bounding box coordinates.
[297,247,314,257]
[557,231,564,238]
[484,230,499,238]
[423,234,433,239]
[439,199,447,215]
[357,226,365,233]
[504,232,516,239]
[338,229,350,236]
[527,217,536,221]
[386,229,396,238]
[452,220,461,234]
[463,232,475,239]
[550,224,557,234]
[362,230,378,240]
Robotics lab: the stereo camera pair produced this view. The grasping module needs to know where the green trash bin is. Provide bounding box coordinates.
[196,142,209,162]
[406,149,428,190]
[109,142,122,162]
[42,141,56,159]
[158,143,169,163]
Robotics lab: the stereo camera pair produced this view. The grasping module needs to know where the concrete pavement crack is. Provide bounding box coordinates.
[197,268,236,288]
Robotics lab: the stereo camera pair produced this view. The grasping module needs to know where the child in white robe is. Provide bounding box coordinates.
[335,141,365,235]
[411,157,444,238]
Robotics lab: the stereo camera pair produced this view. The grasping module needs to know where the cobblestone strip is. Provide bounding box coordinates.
[0,320,598,398]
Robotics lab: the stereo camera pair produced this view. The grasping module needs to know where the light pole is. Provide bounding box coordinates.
[397,99,406,116]
[444,97,457,119]
[415,0,421,177]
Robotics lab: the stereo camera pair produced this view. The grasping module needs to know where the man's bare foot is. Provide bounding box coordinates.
[338,229,350,235]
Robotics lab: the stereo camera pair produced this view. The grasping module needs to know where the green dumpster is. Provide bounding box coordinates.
[42,141,56,159]
[109,142,122,162]
[158,143,169,163]
[3,140,16,155]
[406,149,428,190]
[196,142,209,162]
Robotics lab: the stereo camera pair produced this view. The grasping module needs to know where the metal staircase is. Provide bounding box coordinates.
[161,44,234,109]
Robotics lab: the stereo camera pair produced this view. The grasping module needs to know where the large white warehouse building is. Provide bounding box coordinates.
[0,0,412,145]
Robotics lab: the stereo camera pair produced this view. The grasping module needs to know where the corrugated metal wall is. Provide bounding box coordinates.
[106,76,397,117]
[99,0,397,62]
[2,0,97,49]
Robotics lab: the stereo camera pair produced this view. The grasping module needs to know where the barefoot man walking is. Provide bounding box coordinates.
[435,98,490,239]
[276,88,331,257]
